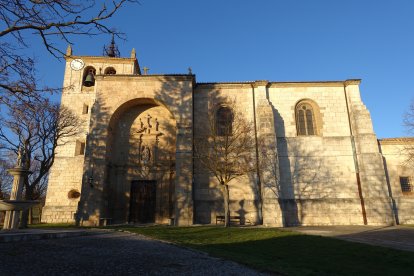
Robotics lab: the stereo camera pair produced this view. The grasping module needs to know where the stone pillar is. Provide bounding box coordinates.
[344,80,394,225]
[174,124,193,226]
[253,81,283,226]
[3,167,31,230]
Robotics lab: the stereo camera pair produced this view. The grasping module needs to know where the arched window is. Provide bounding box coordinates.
[104,67,116,75]
[216,106,233,136]
[82,66,96,87]
[296,101,319,136]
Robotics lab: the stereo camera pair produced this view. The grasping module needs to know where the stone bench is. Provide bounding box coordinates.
[215,215,241,225]
[99,218,113,226]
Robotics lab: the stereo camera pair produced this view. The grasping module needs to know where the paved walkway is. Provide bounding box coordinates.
[1,225,413,274]
[0,230,266,275]
[290,225,414,252]
[0,228,99,243]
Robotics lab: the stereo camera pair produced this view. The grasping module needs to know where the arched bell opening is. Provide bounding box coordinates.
[104,67,116,75]
[104,98,177,224]
[82,66,96,87]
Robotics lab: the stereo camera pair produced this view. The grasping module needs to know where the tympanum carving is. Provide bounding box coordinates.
[136,113,163,167]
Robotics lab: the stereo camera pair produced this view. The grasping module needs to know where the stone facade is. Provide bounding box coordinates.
[42,48,414,226]
[378,138,414,224]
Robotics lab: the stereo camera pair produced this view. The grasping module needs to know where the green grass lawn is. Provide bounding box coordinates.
[114,226,414,276]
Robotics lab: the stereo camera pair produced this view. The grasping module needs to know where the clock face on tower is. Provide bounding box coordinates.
[70,59,85,71]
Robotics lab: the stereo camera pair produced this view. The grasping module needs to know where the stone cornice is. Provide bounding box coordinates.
[270,79,361,88]
[65,55,136,64]
[378,137,414,145]
[197,79,362,89]
[196,82,254,89]
[344,79,362,86]
[252,80,270,88]
[95,74,195,82]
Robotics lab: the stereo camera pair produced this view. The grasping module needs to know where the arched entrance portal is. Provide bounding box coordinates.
[105,99,176,224]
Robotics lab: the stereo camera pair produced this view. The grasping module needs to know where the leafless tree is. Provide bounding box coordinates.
[0,98,83,227]
[404,99,414,167]
[0,157,13,200]
[194,103,256,227]
[0,0,136,105]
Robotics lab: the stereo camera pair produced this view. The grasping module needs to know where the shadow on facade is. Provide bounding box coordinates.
[272,105,346,226]
[357,148,396,225]
[76,98,111,225]
[74,75,395,227]
[76,76,191,225]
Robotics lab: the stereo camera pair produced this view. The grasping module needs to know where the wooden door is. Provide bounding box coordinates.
[129,180,156,223]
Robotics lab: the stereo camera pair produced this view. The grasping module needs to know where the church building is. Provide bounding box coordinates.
[42,44,414,226]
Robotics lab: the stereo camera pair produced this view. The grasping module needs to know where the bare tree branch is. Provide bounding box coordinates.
[0,157,13,200]
[0,98,83,226]
[403,99,414,167]
[1,0,136,105]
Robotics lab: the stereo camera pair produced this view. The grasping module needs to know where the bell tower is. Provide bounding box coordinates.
[42,42,141,223]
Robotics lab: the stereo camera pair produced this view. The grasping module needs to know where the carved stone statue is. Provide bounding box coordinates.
[155,118,159,132]
[141,145,151,163]
[140,118,144,129]
[145,114,152,134]
[147,114,152,128]
[16,147,26,168]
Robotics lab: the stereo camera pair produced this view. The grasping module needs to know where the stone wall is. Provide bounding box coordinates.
[43,51,401,226]
[43,54,143,224]
[193,80,394,226]
[268,82,363,226]
[76,74,194,226]
[193,84,259,224]
[379,138,414,224]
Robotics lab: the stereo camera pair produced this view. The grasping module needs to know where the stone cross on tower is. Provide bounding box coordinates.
[143,67,150,75]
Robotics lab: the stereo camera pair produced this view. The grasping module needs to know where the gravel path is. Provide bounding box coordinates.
[0,231,266,275]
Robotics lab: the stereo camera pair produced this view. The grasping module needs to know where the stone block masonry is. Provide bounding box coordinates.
[43,48,413,227]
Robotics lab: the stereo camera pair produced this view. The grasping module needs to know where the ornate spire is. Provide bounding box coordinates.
[103,34,120,58]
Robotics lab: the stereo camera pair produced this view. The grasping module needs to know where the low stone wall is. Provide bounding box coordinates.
[194,197,396,226]
[280,198,365,226]
[396,197,414,224]
[42,205,77,223]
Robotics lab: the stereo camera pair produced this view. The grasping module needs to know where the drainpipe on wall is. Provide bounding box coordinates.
[343,82,368,225]
[251,83,263,224]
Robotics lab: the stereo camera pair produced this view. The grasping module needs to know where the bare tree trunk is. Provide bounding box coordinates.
[223,184,230,228]
[28,208,32,225]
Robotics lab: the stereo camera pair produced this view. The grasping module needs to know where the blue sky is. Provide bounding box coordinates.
[31,0,414,138]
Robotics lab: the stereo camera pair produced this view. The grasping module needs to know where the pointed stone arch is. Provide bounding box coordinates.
[295,99,323,136]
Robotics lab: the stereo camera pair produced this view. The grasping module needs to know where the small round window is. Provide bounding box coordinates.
[68,189,81,199]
